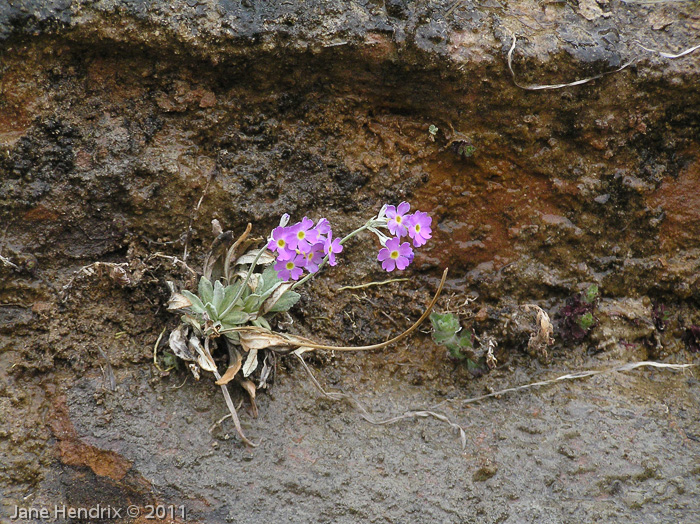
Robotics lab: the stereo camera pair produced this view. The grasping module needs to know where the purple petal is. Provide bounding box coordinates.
[398,242,413,256]
[382,258,396,271]
[395,256,410,270]
[397,201,410,215]
[316,218,331,235]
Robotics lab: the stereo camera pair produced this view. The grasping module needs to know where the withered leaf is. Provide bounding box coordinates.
[189,335,217,373]
[242,349,258,377]
[239,379,256,399]
[239,379,258,418]
[238,326,315,354]
[259,282,294,315]
[167,292,192,311]
[215,348,242,385]
[169,325,196,361]
[235,249,275,266]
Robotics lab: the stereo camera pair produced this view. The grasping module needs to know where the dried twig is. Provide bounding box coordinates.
[296,354,467,449]
[0,254,18,269]
[432,361,697,410]
[634,41,700,59]
[183,168,215,262]
[153,327,175,373]
[235,267,448,354]
[337,277,409,292]
[507,34,637,91]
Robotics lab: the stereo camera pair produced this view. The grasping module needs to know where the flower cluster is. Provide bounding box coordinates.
[375,202,432,272]
[267,216,343,281]
[267,202,433,282]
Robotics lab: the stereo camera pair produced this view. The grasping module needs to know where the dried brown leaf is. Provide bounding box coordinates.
[239,379,258,418]
[189,335,217,373]
[235,249,275,266]
[169,325,196,361]
[239,379,256,399]
[167,292,192,311]
[215,349,242,385]
[238,327,314,354]
[260,282,294,315]
[242,349,259,377]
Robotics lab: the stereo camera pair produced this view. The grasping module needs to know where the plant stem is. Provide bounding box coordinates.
[220,245,267,318]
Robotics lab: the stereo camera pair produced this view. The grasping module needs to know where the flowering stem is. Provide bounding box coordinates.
[220,245,267,319]
[291,222,371,290]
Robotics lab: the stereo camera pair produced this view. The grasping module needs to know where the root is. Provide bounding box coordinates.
[296,354,467,449]
[432,361,697,410]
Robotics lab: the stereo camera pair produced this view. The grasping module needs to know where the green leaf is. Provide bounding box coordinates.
[181,290,206,314]
[243,294,262,313]
[212,280,225,312]
[205,302,219,321]
[218,283,243,315]
[577,312,595,330]
[224,331,240,343]
[267,290,301,313]
[198,276,214,305]
[583,284,599,304]
[221,310,249,325]
[430,312,461,345]
[254,316,272,331]
[259,266,283,295]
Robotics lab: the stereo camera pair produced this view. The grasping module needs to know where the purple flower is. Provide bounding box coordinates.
[324,231,344,266]
[385,202,411,237]
[274,254,307,281]
[406,211,432,247]
[267,226,295,260]
[316,218,331,236]
[287,217,319,253]
[303,243,325,273]
[377,237,413,272]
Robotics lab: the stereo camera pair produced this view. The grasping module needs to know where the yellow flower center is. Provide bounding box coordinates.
[390,250,399,259]
[297,231,306,240]
[415,224,421,232]
[277,239,286,248]
[286,261,295,270]
[396,216,402,223]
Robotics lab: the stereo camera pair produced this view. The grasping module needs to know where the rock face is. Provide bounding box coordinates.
[1,1,699,523]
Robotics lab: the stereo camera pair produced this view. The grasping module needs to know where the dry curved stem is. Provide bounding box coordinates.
[203,337,257,447]
[224,223,253,283]
[430,361,698,411]
[152,327,175,373]
[296,354,467,449]
[507,34,637,91]
[234,267,448,353]
[148,253,198,281]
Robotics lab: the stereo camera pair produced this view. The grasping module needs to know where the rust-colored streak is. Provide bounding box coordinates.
[417,153,560,269]
[48,395,132,481]
[648,150,700,250]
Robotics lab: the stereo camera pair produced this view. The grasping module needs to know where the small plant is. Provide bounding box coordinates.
[651,302,671,331]
[560,284,599,341]
[452,140,476,159]
[428,124,439,141]
[430,312,474,360]
[163,202,444,446]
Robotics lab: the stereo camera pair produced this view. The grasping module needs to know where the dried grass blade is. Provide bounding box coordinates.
[224,223,252,283]
[507,34,636,91]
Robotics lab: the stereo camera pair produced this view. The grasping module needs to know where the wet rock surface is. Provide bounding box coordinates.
[1,1,699,522]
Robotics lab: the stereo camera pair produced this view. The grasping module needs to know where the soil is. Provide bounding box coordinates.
[1,1,699,522]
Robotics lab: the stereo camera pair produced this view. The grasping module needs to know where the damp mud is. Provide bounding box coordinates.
[1,1,699,522]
